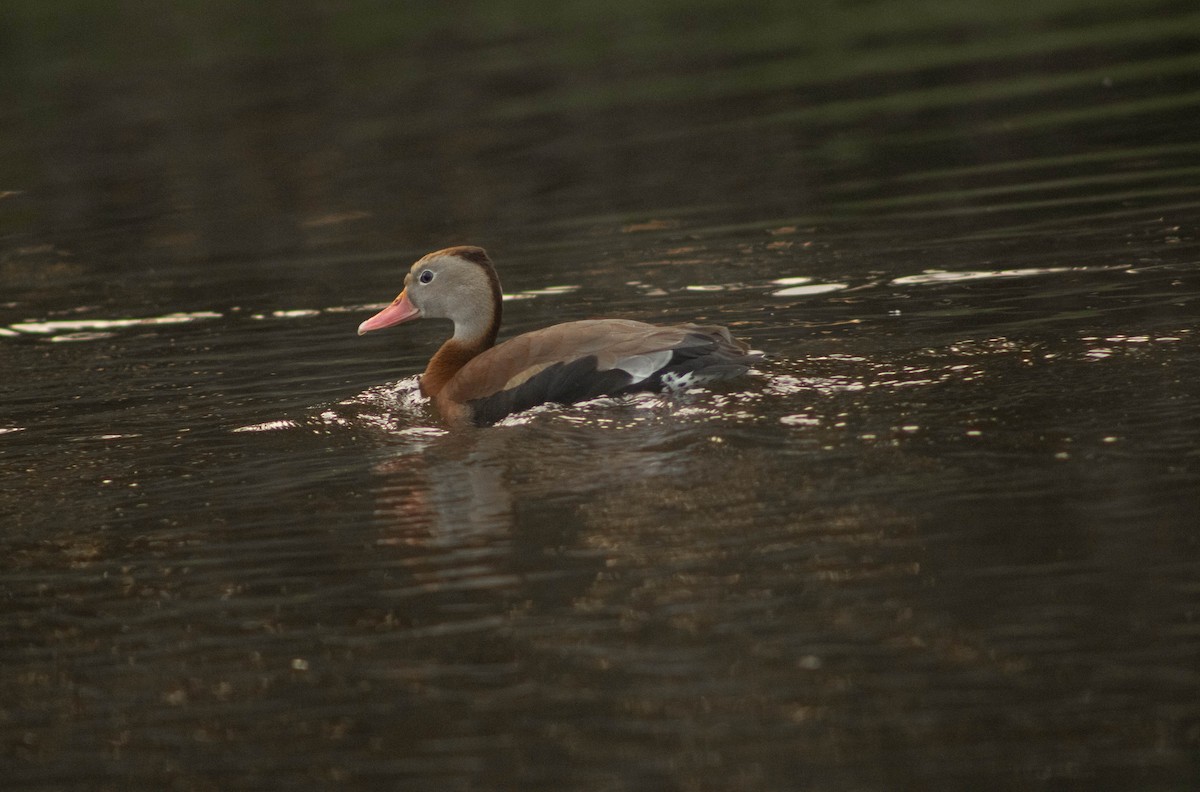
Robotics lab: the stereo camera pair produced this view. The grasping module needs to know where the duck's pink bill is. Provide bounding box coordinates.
[358,290,420,335]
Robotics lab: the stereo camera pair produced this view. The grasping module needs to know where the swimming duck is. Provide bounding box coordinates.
[358,246,757,426]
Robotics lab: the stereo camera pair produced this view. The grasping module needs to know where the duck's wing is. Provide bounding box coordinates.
[439,319,757,425]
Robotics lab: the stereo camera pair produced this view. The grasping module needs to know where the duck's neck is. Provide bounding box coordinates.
[419,300,502,399]
[420,338,487,398]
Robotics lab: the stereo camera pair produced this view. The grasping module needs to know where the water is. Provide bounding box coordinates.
[3,1,1200,789]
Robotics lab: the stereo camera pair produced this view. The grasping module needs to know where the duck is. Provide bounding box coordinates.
[357,246,758,426]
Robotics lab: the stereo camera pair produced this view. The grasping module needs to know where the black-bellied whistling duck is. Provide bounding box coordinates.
[358,246,758,426]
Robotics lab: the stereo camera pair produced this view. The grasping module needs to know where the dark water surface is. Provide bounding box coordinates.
[3,1,1200,790]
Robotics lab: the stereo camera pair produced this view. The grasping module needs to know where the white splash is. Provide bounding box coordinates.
[232,419,302,433]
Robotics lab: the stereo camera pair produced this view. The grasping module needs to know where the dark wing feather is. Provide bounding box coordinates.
[466,355,633,426]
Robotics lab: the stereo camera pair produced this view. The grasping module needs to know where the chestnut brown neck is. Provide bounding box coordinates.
[419,339,484,398]
[419,305,501,399]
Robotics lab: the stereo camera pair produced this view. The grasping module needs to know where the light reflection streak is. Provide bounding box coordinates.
[8,311,223,335]
[772,283,849,297]
[891,266,1072,285]
[3,285,586,342]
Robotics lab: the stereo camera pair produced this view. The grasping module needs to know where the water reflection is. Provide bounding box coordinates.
[351,414,1095,789]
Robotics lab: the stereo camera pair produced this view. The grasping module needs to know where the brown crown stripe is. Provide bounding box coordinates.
[437,245,491,268]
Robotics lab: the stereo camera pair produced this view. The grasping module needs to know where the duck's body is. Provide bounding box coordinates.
[358,246,757,426]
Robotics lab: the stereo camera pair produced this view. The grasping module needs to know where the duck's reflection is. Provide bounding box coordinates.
[371,433,514,549]
[359,411,1146,789]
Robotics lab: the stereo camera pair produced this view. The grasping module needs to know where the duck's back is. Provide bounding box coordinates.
[437,319,757,425]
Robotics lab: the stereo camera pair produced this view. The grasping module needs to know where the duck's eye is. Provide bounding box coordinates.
[418,270,435,284]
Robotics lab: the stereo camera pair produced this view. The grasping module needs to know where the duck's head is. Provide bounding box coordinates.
[357,246,502,344]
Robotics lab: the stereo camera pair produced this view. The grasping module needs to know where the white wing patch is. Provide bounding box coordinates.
[609,349,673,384]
